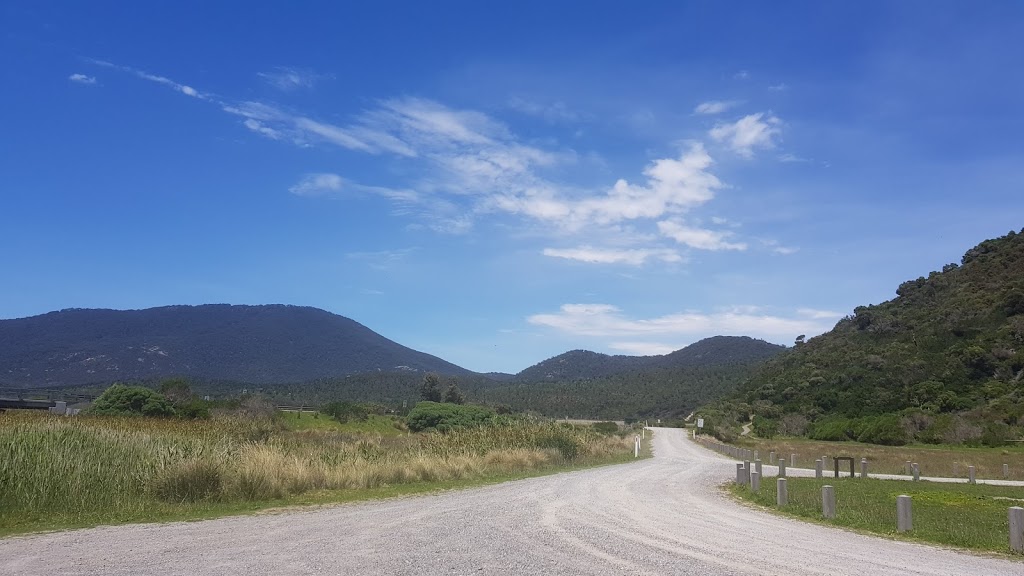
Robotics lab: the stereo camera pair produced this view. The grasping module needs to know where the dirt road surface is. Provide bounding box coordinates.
[2,428,1021,575]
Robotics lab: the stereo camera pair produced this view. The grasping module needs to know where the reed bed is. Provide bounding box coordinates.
[0,412,632,534]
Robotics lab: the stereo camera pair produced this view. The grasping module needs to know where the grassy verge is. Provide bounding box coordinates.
[726,436,1024,480]
[0,411,641,537]
[277,411,405,435]
[728,476,1024,555]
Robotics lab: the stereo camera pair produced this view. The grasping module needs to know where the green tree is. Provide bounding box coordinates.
[420,373,442,402]
[89,384,175,417]
[443,379,465,404]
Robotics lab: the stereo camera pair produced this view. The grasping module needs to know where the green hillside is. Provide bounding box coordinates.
[707,228,1024,445]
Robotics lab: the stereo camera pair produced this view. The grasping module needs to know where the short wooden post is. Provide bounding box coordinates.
[751,470,761,493]
[822,485,836,519]
[1010,507,1024,552]
[769,451,776,464]
[860,458,868,479]
[777,478,788,506]
[736,463,746,485]
[897,495,912,532]
[755,459,763,477]
[753,450,759,461]
[790,453,796,467]
[744,460,751,484]
[1005,464,1011,479]
[815,459,823,479]
[912,463,920,482]
[953,461,959,476]
[778,459,787,477]
[969,465,976,484]
[905,461,912,475]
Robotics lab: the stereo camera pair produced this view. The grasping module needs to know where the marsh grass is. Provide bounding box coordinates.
[0,411,634,535]
[729,476,1024,553]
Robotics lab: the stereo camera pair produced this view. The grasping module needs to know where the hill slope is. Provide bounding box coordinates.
[712,228,1024,444]
[483,337,786,419]
[0,304,473,387]
[514,336,785,382]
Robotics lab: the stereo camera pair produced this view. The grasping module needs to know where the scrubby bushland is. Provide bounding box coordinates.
[406,402,495,432]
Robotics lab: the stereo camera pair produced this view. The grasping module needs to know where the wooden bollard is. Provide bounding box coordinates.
[905,461,912,475]
[1005,464,1011,479]
[778,459,787,477]
[912,463,920,482]
[860,458,868,479]
[753,450,759,461]
[777,478,788,506]
[897,495,912,532]
[969,465,976,484]
[815,458,823,479]
[744,460,751,484]
[751,470,761,493]
[822,485,836,519]
[737,463,747,485]
[769,451,776,464]
[1010,507,1024,552]
[953,461,960,476]
[755,459,763,477]
[790,453,796,467]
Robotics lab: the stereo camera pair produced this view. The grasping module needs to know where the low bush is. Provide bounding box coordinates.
[406,402,495,432]
[89,384,175,417]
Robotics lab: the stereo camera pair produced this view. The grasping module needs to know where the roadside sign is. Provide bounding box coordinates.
[697,418,704,428]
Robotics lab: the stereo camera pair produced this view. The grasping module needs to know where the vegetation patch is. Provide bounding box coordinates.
[729,476,1024,554]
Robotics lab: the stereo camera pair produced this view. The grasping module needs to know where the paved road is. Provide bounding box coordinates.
[3,428,1021,575]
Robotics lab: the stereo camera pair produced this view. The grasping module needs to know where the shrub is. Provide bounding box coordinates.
[405,402,495,432]
[89,384,175,417]
[855,414,908,445]
[590,421,619,434]
[322,401,370,423]
[534,433,581,460]
[153,459,223,502]
[808,418,853,441]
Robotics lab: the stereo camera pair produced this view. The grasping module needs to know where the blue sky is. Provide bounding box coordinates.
[3,2,1024,374]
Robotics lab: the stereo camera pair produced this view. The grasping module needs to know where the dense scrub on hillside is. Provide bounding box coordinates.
[704,229,1024,446]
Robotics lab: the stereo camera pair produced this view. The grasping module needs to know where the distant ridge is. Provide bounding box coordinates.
[514,336,786,382]
[0,304,473,387]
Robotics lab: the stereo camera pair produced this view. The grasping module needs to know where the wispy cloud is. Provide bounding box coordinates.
[87,59,208,100]
[768,83,788,92]
[288,173,344,196]
[257,67,325,91]
[760,239,799,255]
[694,100,737,115]
[657,220,746,250]
[507,96,584,123]
[734,70,750,80]
[709,113,781,157]
[346,248,418,271]
[69,73,97,85]
[542,246,682,266]
[527,303,834,343]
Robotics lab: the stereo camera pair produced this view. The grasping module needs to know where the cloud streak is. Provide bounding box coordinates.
[69,73,97,85]
[709,113,781,157]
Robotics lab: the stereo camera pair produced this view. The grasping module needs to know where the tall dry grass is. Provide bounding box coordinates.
[0,412,632,532]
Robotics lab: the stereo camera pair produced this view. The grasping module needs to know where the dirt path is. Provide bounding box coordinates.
[2,428,1020,575]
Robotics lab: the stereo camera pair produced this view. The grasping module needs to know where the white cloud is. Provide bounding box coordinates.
[709,113,781,157]
[797,308,845,320]
[760,238,799,255]
[258,67,324,91]
[69,74,97,85]
[694,100,737,115]
[608,342,677,355]
[657,220,747,250]
[542,246,682,266]
[778,153,809,163]
[527,303,834,343]
[288,173,344,196]
[768,83,788,91]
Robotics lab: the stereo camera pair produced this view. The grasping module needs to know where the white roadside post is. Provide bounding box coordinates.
[860,458,868,479]
[822,485,836,519]
[777,478,788,506]
[897,495,912,532]
[1010,507,1024,553]
[634,436,640,458]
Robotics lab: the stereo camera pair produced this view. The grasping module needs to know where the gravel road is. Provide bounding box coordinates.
[3,428,1022,575]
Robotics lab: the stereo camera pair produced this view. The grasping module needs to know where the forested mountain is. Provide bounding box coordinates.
[706,228,1024,445]
[514,336,785,382]
[0,305,473,387]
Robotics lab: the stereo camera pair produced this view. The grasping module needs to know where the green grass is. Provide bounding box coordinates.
[728,436,1024,480]
[0,411,641,537]
[729,476,1024,554]
[277,411,404,435]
